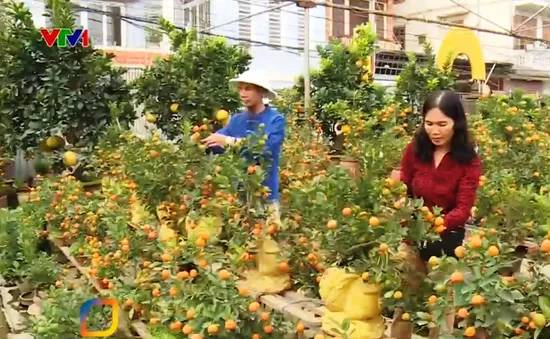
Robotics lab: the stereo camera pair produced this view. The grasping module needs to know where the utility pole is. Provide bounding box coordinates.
[295,0,316,114]
[477,0,481,94]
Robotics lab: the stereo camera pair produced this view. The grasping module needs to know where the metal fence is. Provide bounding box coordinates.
[121,66,145,83]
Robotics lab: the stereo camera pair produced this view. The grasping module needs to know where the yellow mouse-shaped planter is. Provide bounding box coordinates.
[319,267,385,339]
[184,216,222,244]
[130,197,152,227]
[244,238,291,295]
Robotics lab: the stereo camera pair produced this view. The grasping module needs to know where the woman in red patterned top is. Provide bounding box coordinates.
[397,90,482,261]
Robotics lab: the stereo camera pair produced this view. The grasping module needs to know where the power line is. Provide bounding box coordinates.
[31,0,537,71]
[29,0,533,58]
[41,11,501,79]
[30,1,324,55]
[199,1,293,33]
[513,4,550,33]
[447,0,511,34]
[313,0,550,45]
[19,1,528,84]
[73,4,315,54]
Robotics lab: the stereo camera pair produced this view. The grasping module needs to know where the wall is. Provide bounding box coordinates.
[27,0,46,27]
[210,0,327,89]
[393,0,516,64]
[503,79,544,93]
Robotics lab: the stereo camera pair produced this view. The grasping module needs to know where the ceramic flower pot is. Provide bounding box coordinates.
[16,281,35,295]
[339,158,361,179]
[19,290,37,307]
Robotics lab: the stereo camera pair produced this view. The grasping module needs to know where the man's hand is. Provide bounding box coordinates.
[202,133,229,148]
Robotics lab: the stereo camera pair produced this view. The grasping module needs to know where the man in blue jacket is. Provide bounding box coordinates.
[202,71,286,221]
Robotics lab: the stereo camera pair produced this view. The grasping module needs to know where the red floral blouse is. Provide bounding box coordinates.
[400,142,483,231]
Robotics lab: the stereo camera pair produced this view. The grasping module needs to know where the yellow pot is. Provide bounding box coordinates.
[185,216,222,243]
[320,267,382,320]
[257,239,283,276]
[361,283,382,319]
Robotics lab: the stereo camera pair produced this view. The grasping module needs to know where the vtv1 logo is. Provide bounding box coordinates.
[80,298,119,337]
[40,28,89,48]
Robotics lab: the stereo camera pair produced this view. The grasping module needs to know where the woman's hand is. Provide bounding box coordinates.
[391,168,401,182]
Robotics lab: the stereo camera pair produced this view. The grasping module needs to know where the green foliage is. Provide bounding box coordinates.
[31,287,114,339]
[133,24,252,139]
[272,86,302,117]
[0,0,135,156]
[348,23,377,59]
[306,23,386,143]
[0,205,59,286]
[394,42,457,124]
[477,89,538,120]
[0,208,23,282]
[474,91,550,192]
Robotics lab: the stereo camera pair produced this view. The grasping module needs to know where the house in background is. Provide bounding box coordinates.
[23,0,550,92]
[21,0,326,88]
[324,0,403,86]
[211,0,326,89]
[392,0,550,94]
[21,0,401,88]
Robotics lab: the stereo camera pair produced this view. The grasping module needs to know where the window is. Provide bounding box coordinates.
[330,0,387,41]
[331,0,345,39]
[487,78,504,92]
[394,25,405,50]
[513,14,536,49]
[87,4,103,46]
[180,0,196,27]
[43,12,52,29]
[543,20,550,42]
[418,34,426,44]
[177,0,210,31]
[198,1,211,31]
[349,0,369,35]
[238,0,251,48]
[73,11,81,28]
[268,0,281,50]
[145,4,162,48]
[440,13,466,25]
[375,1,386,39]
[106,6,122,47]
[375,52,407,76]
[78,2,122,47]
[175,2,185,28]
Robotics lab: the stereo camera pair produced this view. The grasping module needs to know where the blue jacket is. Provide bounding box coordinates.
[214,105,285,201]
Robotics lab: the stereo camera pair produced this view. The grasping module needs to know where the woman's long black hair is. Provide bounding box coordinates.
[413,90,477,164]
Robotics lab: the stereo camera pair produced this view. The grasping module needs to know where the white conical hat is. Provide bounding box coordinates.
[229,70,278,99]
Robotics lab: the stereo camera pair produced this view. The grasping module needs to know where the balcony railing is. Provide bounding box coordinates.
[514,49,550,71]
[122,66,146,82]
[338,36,401,51]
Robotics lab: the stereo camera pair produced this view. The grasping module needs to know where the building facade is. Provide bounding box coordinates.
[325,0,402,86]
[25,0,549,92]
[393,0,550,94]
[23,0,400,88]
[23,0,328,88]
